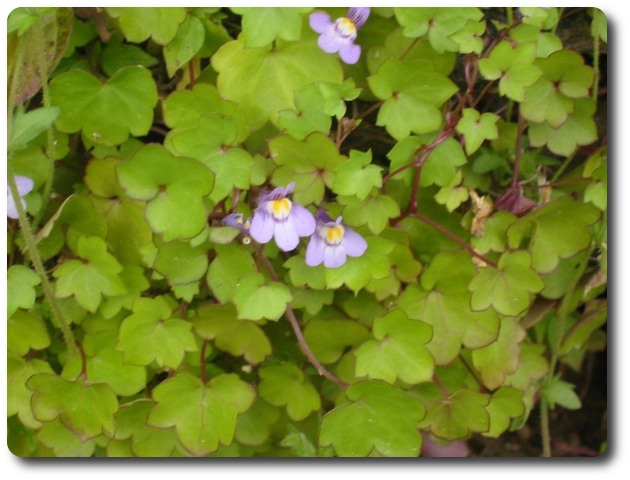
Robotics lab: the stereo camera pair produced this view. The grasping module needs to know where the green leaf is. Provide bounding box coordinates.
[303,318,371,364]
[258,364,321,421]
[207,244,257,303]
[8,311,50,356]
[483,387,525,438]
[471,318,527,390]
[368,58,458,139]
[27,373,118,441]
[449,19,486,54]
[116,144,214,241]
[231,7,311,48]
[354,310,434,385]
[162,83,248,142]
[420,388,489,441]
[332,150,382,200]
[320,380,426,457]
[148,372,255,456]
[324,237,395,293]
[163,15,205,77]
[37,419,96,457]
[53,236,127,312]
[270,132,345,206]
[49,66,158,146]
[528,98,598,156]
[105,7,187,45]
[235,399,281,447]
[284,255,327,290]
[395,7,483,53]
[478,41,542,102]
[504,344,549,391]
[397,252,500,364]
[154,240,209,285]
[7,265,40,317]
[541,376,581,410]
[469,251,545,316]
[101,42,159,77]
[434,170,469,212]
[9,106,59,153]
[194,304,272,364]
[559,300,607,357]
[116,296,197,369]
[456,109,499,155]
[111,400,177,457]
[232,273,293,322]
[212,38,342,130]
[506,196,601,273]
[8,355,54,429]
[338,193,400,235]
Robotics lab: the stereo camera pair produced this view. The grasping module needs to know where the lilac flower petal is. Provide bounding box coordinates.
[222,213,249,233]
[347,7,370,29]
[339,42,361,64]
[249,211,275,244]
[7,194,20,219]
[342,228,367,257]
[309,12,333,33]
[289,204,316,237]
[305,234,326,267]
[316,209,334,224]
[274,220,300,251]
[284,182,296,195]
[15,175,34,196]
[318,29,343,54]
[324,244,347,268]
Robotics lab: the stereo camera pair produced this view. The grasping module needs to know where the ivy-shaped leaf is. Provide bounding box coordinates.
[478,41,542,102]
[320,380,426,457]
[469,251,545,316]
[483,387,525,438]
[116,144,214,241]
[368,58,458,139]
[207,244,257,303]
[53,236,128,313]
[27,373,118,441]
[506,196,601,273]
[354,310,434,385]
[232,273,293,322]
[231,7,311,48]
[234,399,281,447]
[116,296,197,369]
[471,318,527,390]
[270,132,345,206]
[49,66,158,146]
[398,252,500,365]
[332,150,382,201]
[420,388,489,441]
[528,98,598,156]
[541,376,581,410]
[212,37,342,130]
[8,355,54,429]
[7,265,40,317]
[163,15,205,77]
[154,239,209,286]
[105,7,187,45]
[8,311,50,356]
[147,372,255,456]
[456,108,500,155]
[395,7,483,53]
[303,318,371,364]
[504,344,549,391]
[338,193,400,235]
[110,399,177,457]
[37,418,96,457]
[258,364,321,421]
[194,304,272,364]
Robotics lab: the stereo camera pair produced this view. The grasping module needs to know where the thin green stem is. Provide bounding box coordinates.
[32,17,57,228]
[540,400,551,457]
[550,151,577,183]
[7,167,77,356]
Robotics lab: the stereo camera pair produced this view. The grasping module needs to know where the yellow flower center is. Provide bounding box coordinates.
[336,17,357,37]
[322,224,345,246]
[266,198,292,220]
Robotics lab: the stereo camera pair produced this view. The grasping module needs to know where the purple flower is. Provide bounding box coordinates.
[306,209,367,268]
[249,182,316,251]
[309,7,370,64]
[222,213,251,234]
[7,175,34,219]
